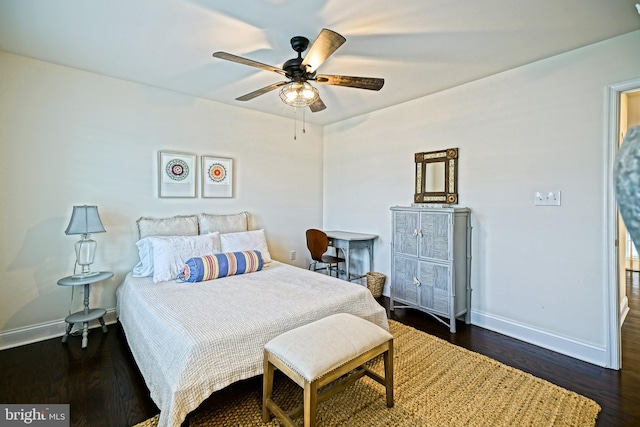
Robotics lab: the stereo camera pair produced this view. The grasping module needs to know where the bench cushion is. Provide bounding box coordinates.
[264,313,392,382]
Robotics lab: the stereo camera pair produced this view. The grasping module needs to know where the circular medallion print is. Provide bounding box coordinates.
[166,159,189,181]
[208,163,227,183]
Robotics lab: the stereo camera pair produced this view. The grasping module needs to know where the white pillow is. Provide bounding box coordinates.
[133,238,155,277]
[133,233,221,282]
[220,229,272,263]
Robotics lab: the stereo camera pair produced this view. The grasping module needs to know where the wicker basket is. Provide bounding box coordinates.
[366,272,386,297]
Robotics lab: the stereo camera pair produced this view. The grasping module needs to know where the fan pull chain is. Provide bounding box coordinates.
[293,108,298,140]
[292,108,308,140]
[302,108,306,134]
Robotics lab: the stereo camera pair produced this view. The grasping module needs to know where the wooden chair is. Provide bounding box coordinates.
[305,229,345,277]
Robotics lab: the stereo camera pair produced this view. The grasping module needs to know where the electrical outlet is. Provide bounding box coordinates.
[534,191,561,206]
[290,250,296,260]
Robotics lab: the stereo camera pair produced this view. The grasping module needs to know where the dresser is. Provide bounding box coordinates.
[390,206,471,332]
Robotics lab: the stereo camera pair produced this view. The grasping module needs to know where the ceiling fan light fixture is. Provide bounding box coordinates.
[279,81,319,108]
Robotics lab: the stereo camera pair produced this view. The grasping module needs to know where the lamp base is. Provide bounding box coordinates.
[71,271,100,279]
[73,236,99,279]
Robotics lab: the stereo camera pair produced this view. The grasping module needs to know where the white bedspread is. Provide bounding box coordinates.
[116,261,388,427]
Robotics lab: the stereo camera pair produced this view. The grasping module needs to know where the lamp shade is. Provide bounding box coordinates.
[279,81,319,108]
[65,205,106,235]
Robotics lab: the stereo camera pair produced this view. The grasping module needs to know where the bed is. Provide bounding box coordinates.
[116,213,388,427]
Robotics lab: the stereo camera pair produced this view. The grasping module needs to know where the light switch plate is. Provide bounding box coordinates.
[534,191,561,206]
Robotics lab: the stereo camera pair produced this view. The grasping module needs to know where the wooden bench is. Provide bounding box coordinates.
[262,313,394,427]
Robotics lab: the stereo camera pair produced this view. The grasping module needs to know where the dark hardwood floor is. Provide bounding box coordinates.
[1,275,640,427]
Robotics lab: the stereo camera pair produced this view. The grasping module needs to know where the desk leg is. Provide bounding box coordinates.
[345,246,351,281]
[368,242,374,273]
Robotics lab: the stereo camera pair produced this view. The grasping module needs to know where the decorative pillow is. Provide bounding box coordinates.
[198,211,249,234]
[220,229,272,263]
[132,233,221,282]
[179,250,263,282]
[136,215,198,239]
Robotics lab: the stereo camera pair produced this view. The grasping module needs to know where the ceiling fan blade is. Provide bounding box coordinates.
[315,74,384,91]
[301,29,346,74]
[213,52,287,77]
[309,96,326,112]
[235,81,288,101]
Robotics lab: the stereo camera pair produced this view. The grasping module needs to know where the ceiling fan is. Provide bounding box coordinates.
[212,29,384,112]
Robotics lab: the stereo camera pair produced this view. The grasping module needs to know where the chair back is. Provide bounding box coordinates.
[306,229,329,262]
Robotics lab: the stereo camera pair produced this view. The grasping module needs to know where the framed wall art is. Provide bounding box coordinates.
[158,151,197,198]
[202,156,233,198]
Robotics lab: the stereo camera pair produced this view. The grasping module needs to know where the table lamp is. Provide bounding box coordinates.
[65,205,106,278]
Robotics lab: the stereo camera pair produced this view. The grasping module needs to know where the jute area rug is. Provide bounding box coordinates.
[135,320,600,427]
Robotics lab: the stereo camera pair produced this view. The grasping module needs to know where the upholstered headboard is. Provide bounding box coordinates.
[197,212,249,234]
[136,211,249,239]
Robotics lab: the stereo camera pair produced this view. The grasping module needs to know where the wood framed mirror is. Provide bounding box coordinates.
[414,148,458,204]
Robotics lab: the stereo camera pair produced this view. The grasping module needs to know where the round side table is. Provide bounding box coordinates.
[57,271,114,349]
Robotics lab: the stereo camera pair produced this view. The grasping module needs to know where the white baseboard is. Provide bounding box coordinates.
[470,309,608,367]
[620,296,630,326]
[3,303,611,368]
[0,309,118,351]
[385,296,608,367]
[320,288,609,368]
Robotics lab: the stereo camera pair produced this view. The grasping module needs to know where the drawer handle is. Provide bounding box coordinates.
[412,229,423,237]
[413,277,421,287]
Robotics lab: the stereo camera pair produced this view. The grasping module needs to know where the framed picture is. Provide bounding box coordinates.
[202,156,233,198]
[158,151,197,198]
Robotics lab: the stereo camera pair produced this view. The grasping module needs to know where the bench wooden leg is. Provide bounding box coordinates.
[384,340,394,407]
[262,351,275,422]
[303,380,318,427]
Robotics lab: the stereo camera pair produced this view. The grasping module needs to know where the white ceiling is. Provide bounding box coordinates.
[1,0,639,125]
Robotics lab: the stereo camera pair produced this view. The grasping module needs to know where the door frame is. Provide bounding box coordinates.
[605,77,640,370]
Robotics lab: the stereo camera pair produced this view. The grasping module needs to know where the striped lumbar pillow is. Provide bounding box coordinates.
[179,250,263,282]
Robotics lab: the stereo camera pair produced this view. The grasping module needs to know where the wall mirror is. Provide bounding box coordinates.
[414,148,458,204]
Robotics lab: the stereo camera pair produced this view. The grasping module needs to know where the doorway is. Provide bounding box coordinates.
[606,78,640,370]
[619,90,640,372]
[617,91,640,327]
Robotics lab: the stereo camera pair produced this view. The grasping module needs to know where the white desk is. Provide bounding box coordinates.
[324,231,378,282]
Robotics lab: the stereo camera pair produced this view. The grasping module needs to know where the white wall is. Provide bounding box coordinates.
[324,30,640,366]
[3,30,640,364]
[0,52,324,345]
